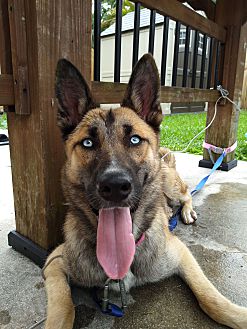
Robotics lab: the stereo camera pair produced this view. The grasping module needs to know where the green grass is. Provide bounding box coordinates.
[0,112,7,129]
[160,111,247,161]
[1,110,247,160]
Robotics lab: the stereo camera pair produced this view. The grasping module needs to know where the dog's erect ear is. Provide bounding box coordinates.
[55,59,97,139]
[121,54,162,130]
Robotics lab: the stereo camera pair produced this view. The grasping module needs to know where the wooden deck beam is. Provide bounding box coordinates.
[92,81,220,104]
[177,0,215,21]
[0,77,222,107]
[133,0,226,42]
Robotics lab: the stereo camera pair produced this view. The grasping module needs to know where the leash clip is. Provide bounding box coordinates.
[93,278,127,317]
[119,279,127,310]
[101,278,111,312]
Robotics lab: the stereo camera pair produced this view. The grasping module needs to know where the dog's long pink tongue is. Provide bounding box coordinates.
[97,207,135,280]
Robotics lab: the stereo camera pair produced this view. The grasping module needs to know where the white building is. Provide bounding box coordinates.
[100,6,208,114]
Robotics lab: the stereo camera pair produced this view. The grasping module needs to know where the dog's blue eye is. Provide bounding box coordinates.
[82,138,93,148]
[130,135,141,145]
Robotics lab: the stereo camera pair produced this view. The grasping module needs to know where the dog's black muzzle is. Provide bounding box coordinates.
[97,171,132,203]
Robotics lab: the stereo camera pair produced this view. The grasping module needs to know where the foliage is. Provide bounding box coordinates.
[99,0,135,32]
[160,111,247,161]
[101,0,134,31]
[0,112,7,129]
[1,111,246,161]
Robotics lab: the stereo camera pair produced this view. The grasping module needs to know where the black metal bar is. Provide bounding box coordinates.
[148,10,156,54]
[172,21,181,87]
[114,0,122,82]
[161,16,169,85]
[132,2,141,68]
[94,0,101,81]
[199,34,207,88]
[214,40,221,89]
[207,37,214,89]
[182,26,191,87]
[191,30,199,88]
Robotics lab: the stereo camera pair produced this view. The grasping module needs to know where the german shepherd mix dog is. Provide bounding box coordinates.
[43,54,247,329]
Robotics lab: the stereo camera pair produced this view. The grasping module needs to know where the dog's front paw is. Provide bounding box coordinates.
[181,206,197,224]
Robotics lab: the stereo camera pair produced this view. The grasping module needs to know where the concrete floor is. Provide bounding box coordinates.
[0,142,247,329]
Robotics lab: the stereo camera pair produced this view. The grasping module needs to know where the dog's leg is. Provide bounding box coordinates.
[169,236,247,328]
[43,244,75,329]
[159,148,197,224]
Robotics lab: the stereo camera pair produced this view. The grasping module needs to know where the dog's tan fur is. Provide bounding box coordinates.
[43,54,247,329]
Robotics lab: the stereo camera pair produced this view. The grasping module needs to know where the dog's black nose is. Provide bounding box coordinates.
[98,172,132,202]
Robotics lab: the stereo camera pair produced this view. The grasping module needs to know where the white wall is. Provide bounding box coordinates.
[100,21,176,114]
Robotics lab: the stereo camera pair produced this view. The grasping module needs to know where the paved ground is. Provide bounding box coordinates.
[0,141,247,329]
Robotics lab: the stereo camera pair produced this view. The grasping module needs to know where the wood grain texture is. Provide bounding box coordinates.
[203,0,246,164]
[0,74,14,105]
[0,0,15,111]
[0,77,221,106]
[6,0,92,250]
[0,0,12,73]
[177,0,215,21]
[92,81,220,104]
[8,0,30,115]
[132,0,226,42]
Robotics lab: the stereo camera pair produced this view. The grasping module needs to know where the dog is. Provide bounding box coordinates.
[43,54,247,329]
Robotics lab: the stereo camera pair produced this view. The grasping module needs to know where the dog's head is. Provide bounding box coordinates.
[55,54,163,279]
[56,54,163,211]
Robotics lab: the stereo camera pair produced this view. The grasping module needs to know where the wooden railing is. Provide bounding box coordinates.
[91,81,220,104]
[1,0,228,109]
[92,0,227,105]
[135,0,226,42]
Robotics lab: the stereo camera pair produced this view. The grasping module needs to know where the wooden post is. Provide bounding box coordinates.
[0,0,14,112]
[8,0,31,115]
[5,0,92,265]
[199,0,247,171]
